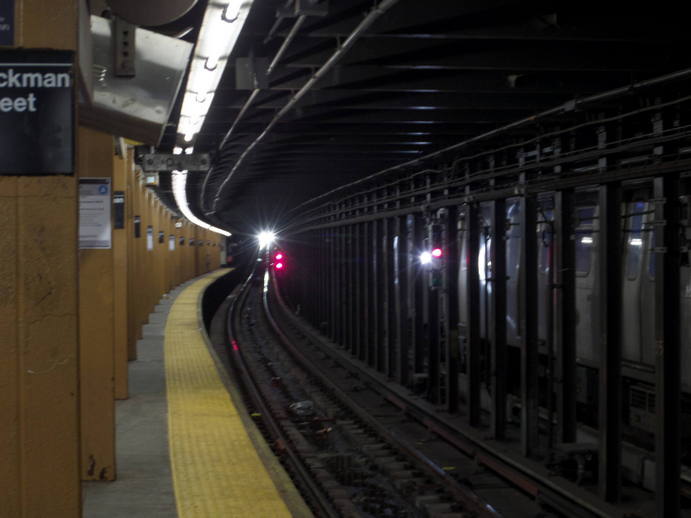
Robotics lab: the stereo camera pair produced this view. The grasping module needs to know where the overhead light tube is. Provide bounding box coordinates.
[172,170,230,237]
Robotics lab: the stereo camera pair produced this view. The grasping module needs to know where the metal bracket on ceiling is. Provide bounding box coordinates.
[221,4,240,23]
[113,15,136,77]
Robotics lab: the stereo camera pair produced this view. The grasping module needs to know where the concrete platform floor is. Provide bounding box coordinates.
[82,283,191,518]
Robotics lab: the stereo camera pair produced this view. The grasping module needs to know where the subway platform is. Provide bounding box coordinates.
[82,271,311,518]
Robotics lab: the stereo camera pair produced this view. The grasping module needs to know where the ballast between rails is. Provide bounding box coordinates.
[269,272,623,518]
[263,270,502,518]
[225,269,340,518]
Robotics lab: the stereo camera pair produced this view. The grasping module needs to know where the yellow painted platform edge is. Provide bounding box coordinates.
[165,269,312,518]
[193,274,314,518]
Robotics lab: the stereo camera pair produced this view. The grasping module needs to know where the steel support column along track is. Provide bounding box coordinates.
[597,182,623,502]
[654,174,682,517]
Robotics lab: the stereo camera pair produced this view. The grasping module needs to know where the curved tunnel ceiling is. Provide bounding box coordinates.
[156,0,691,237]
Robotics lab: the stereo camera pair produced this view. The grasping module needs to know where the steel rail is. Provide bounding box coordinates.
[268,274,625,518]
[227,269,340,518]
[263,270,502,518]
[210,0,401,213]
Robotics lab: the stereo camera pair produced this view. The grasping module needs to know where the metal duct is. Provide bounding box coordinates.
[108,0,199,26]
[79,15,192,145]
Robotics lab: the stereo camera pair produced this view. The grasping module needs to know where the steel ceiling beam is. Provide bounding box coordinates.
[204,0,402,215]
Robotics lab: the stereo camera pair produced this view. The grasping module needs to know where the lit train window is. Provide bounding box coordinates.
[575,207,595,276]
[626,202,646,280]
[506,203,521,278]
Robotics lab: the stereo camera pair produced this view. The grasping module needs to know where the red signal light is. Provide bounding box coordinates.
[431,248,443,258]
[275,262,284,270]
[275,252,284,260]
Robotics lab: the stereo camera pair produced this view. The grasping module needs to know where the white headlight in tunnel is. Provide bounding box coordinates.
[419,251,432,265]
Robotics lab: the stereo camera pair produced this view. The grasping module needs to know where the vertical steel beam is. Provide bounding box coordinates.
[344,220,352,351]
[445,206,460,413]
[310,230,316,320]
[335,211,343,345]
[421,217,432,394]
[520,193,539,456]
[342,215,349,346]
[466,202,482,426]
[598,183,622,502]
[405,214,417,386]
[413,214,425,376]
[320,229,326,329]
[370,217,380,367]
[322,228,329,328]
[654,174,681,518]
[316,230,321,321]
[428,219,440,403]
[327,227,339,341]
[362,215,371,363]
[354,222,362,359]
[554,190,577,443]
[490,199,507,439]
[382,216,391,374]
[306,231,314,321]
[387,216,397,377]
[395,215,407,384]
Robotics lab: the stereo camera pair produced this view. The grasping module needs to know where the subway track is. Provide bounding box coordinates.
[225,267,552,518]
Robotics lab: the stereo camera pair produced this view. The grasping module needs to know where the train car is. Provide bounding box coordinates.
[452,189,691,471]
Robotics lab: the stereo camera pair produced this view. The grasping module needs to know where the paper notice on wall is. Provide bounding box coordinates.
[146,226,154,251]
[79,178,111,249]
[169,235,175,251]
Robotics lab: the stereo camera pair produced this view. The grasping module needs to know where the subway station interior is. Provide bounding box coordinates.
[3,1,691,517]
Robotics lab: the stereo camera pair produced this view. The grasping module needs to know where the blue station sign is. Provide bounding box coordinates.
[0,49,74,175]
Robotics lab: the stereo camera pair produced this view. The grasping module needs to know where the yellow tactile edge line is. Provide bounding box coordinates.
[165,270,293,518]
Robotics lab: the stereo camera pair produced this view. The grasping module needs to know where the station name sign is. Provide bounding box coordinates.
[0,49,74,175]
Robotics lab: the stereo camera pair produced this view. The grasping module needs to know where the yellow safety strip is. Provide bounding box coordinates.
[165,271,293,518]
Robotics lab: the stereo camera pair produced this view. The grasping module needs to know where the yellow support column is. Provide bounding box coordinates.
[0,0,80,515]
[77,127,115,480]
[113,151,129,400]
[125,157,139,359]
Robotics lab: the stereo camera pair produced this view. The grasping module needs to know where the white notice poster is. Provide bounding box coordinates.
[79,178,111,249]
[168,235,175,251]
[146,226,154,251]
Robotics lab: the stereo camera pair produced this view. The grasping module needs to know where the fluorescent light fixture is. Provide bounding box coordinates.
[630,237,643,247]
[172,170,230,237]
[171,0,254,238]
[581,236,593,244]
[176,0,255,143]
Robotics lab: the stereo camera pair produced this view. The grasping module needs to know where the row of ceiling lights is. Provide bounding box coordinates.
[177,0,255,144]
[171,0,256,237]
